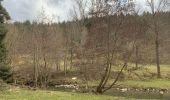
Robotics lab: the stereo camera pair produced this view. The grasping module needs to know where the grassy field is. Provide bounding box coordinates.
[119,79,170,89]
[53,64,170,89]
[2,64,169,100]
[0,89,141,100]
[118,64,170,89]
[85,79,170,90]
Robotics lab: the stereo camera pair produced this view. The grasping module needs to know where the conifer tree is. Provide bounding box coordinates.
[0,1,11,82]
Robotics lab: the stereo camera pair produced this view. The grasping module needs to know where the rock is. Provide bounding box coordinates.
[55,84,79,89]
[72,77,77,80]
[159,91,164,95]
[120,88,128,92]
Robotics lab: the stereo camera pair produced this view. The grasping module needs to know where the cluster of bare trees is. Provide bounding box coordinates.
[3,0,170,93]
[5,21,64,87]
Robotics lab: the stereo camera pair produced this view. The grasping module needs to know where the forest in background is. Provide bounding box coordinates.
[5,9,170,90]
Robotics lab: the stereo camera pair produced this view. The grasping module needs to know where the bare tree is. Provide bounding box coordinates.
[83,0,137,93]
[146,0,170,78]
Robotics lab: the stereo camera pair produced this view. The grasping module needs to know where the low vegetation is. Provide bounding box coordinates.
[0,89,132,100]
[119,79,170,89]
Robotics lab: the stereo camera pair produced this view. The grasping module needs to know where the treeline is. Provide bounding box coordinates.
[4,11,170,87]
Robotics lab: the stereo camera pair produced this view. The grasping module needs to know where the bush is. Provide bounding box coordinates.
[0,2,12,83]
[0,65,12,82]
[0,79,8,91]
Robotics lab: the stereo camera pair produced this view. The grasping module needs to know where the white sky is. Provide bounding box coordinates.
[2,0,74,22]
[1,0,149,22]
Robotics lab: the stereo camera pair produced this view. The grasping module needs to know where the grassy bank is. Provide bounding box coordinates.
[119,79,170,89]
[0,89,141,100]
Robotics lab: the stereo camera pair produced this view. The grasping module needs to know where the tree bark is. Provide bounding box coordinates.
[155,31,161,78]
[153,14,161,78]
[135,45,138,68]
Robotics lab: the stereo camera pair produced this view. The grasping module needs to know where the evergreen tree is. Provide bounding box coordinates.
[0,1,12,82]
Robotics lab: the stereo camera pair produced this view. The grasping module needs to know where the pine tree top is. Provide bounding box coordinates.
[0,3,10,23]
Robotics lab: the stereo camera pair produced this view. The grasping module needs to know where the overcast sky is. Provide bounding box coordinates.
[2,0,147,22]
[2,0,74,22]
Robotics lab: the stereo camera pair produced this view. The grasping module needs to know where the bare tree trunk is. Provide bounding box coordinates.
[96,63,111,94]
[70,48,73,70]
[55,61,60,71]
[153,14,161,78]
[64,56,67,76]
[135,45,138,68]
[96,62,127,94]
[146,0,167,78]
[103,63,127,92]
[155,31,161,78]
[43,56,48,88]
[33,51,38,87]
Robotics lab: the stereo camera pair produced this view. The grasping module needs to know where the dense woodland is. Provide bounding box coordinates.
[1,0,170,95]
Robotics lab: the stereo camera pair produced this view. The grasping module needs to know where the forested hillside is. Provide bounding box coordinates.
[4,11,170,87]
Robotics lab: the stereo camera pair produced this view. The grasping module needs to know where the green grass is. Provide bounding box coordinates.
[72,64,170,89]
[84,64,170,88]
[0,89,140,100]
[87,79,170,89]
[118,64,170,88]
[147,64,170,77]
[119,79,170,89]
[3,64,169,100]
